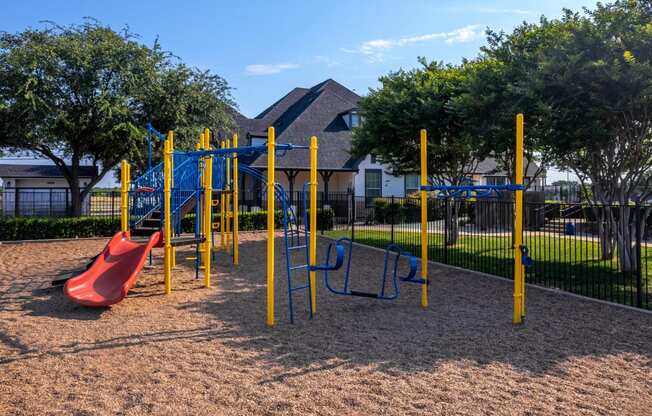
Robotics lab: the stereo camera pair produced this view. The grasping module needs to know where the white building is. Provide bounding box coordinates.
[0,164,97,216]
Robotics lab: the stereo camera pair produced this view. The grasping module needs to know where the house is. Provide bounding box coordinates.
[0,164,98,216]
[233,79,544,203]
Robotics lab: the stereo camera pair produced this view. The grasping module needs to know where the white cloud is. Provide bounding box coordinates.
[315,55,341,68]
[343,25,485,62]
[245,63,300,76]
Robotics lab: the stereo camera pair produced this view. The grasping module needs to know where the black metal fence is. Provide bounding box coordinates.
[324,195,651,311]
[0,188,121,218]
[3,186,650,311]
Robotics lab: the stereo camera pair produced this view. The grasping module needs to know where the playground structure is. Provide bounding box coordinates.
[64,114,529,326]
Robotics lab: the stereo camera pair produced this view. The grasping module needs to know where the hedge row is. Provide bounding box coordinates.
[181,208,334,232]
[0,208,334,241]
[0,217,120,241]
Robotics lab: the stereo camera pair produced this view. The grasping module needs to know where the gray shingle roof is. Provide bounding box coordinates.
[0,164,98,178]
[234,79,361,171]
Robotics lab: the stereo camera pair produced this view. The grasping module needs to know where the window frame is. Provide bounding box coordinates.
[364,169,382,204]
[404,174,420,196]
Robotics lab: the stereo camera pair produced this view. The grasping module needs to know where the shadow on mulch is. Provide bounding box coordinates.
[177,236,652,379]
[20,286,108,321]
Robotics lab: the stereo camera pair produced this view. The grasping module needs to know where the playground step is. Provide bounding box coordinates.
[142,218,161,228]
[131,226,160,237]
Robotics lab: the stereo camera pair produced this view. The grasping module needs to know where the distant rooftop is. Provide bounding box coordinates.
[0,164,98,178]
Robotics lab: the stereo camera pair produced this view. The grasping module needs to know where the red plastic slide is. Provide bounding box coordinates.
[64,230,161,307]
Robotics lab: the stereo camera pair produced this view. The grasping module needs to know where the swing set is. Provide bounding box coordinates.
[271,113,531,326]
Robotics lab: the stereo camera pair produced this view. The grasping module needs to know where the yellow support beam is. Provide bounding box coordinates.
[309,136,318,314]
[163,131,174,294]
[420,129,428,308]
[203,128,213,288]
[233,133,240,265]
[513,113,525,324]
[220,141,226,249]
[226,139,231,251]
[266,127,275,327]
[120,160,130,232]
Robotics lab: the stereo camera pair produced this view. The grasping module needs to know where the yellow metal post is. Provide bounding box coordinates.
[309,136,318,314]
[120,160,130,232]
[163,131,174,294]
[233,134,240,265]
[513,113,525,324]
[203,128,213,288]
[266,127,276,327]
[220,141,226,249]
[420,129,428,308]
[226,139,231,251]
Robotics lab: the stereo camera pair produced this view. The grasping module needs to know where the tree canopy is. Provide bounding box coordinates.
[0,21,234,215]
[352,58,488,186]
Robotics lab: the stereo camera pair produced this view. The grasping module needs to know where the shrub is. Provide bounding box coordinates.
[0,216,120,241]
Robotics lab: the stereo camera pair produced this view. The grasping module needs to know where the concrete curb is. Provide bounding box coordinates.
[319,234,652,317]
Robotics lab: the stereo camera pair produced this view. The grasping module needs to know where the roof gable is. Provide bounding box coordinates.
[236,79,361,170]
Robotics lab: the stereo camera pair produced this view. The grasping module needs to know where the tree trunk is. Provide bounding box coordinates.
[593,205,615,260]
[614,205,643,273]
[446,200,460,245]
[67,155,82,217]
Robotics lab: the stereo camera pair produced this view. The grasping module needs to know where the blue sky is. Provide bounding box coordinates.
[3,0,595,183]
[4,0,595,118]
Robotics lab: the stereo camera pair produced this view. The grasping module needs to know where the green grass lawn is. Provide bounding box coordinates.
[324,229,652,310]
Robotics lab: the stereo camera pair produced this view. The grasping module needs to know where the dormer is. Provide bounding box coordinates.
[341,108,361,129]
[249,133,267,147]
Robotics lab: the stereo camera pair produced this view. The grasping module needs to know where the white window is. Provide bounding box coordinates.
[250,136,266,147]
[485,176,507,185]
[350,112,361,128]
[365,169,382,205]
[404,174,420,195]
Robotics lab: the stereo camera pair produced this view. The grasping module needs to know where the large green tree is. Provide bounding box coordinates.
[501,1,652,269]
[352,59,489,243]
[0,21,233,216]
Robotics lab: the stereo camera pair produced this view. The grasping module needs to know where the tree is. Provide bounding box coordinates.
[532,1,652,270]
[0,21,234,215]
[452,53,549,188]
[478,0,652,270]
[352,59,489,244]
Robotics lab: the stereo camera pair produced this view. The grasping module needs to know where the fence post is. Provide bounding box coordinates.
[14,188,20,217]
[444,198,449,264]
[320,191,324,235]
[351,191,355,241]
[391,195,395,244]
[49,188,53,217]
[636,204,643,309]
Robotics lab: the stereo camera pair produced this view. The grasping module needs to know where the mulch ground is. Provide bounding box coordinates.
[0,232,651,415]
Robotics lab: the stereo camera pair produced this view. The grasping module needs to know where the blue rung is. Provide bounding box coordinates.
[290,264,308,271]
[288,245,307,250]
[290,284,310,292]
